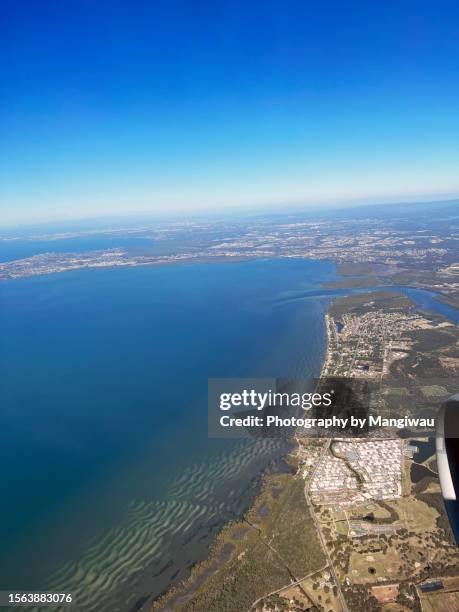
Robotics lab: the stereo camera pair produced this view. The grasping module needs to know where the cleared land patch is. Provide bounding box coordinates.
[385,497,438,533]
[419,590,459,612]
[349,549,402,584]
[371,584,399,603]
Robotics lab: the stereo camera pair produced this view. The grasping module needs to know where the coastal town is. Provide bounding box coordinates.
[149,284,459,612]
[322,300,455,379]
[1,203,458,308]
[308,439,404,507]
[261,292,459,612]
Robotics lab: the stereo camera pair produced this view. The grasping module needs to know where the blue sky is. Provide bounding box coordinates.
[1,0,459,225]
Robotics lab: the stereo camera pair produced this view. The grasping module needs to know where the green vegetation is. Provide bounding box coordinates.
[410,329,454,352]
[154,474,325,611]
[323,276,382,289]
[349,502,396,523]
[349,547,402,583]
[384,386,411,396]
[420,384,449,398]
[386,498,438,533]
[334,521,348,536]
[329,291,412,318]
[336,263,376,277]
[417,491,456,538]
[268,478,323,579]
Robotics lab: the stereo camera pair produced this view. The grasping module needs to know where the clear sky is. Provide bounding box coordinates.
[1,0,459,226]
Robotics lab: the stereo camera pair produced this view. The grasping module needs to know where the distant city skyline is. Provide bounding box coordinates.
[1,1,459,226]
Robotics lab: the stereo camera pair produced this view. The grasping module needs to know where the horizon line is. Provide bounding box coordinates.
[1,194,459,232]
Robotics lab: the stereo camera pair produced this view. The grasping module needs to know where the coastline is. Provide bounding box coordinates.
[146,304,334,611]
[146,454,296,612]
[145,283,459,611]
[147,455,298,612]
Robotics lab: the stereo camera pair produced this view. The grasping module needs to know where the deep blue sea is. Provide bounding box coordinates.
[0,258,337,611]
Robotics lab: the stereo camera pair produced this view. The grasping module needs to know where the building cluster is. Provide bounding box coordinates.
[0,249,202,280]
[349,521,396,537]
[310,455,360,505]
[310,439,403,506]
[1,212,456,285]
[322,309,443,378]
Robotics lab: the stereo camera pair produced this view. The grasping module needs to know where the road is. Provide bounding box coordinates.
[303,438,349,612]
[249,564,328,611]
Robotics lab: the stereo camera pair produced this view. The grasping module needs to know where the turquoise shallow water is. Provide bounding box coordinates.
[0,258,336,611]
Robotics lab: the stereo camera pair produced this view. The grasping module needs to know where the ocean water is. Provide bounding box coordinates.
[0,258,336,611]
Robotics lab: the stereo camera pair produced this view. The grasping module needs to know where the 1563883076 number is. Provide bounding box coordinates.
[1,592,73,607]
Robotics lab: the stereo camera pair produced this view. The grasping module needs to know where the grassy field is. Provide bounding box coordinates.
[347,502,392,520]
[419,590,459,612]
[279,583,313,609]
[420,384,449,397]
[401,461,412,496]
[349,549,402,584]
[386,497,438,532]
[334,520,349,536]
[421,480,441,494]
[384,386,411,396]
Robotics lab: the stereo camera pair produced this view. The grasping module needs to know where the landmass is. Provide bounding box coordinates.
[1,199,458,611]
[147,289,459,612]
[1,199,458,307]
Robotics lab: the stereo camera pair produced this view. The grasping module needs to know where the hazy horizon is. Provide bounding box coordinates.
[0,195,458,234]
